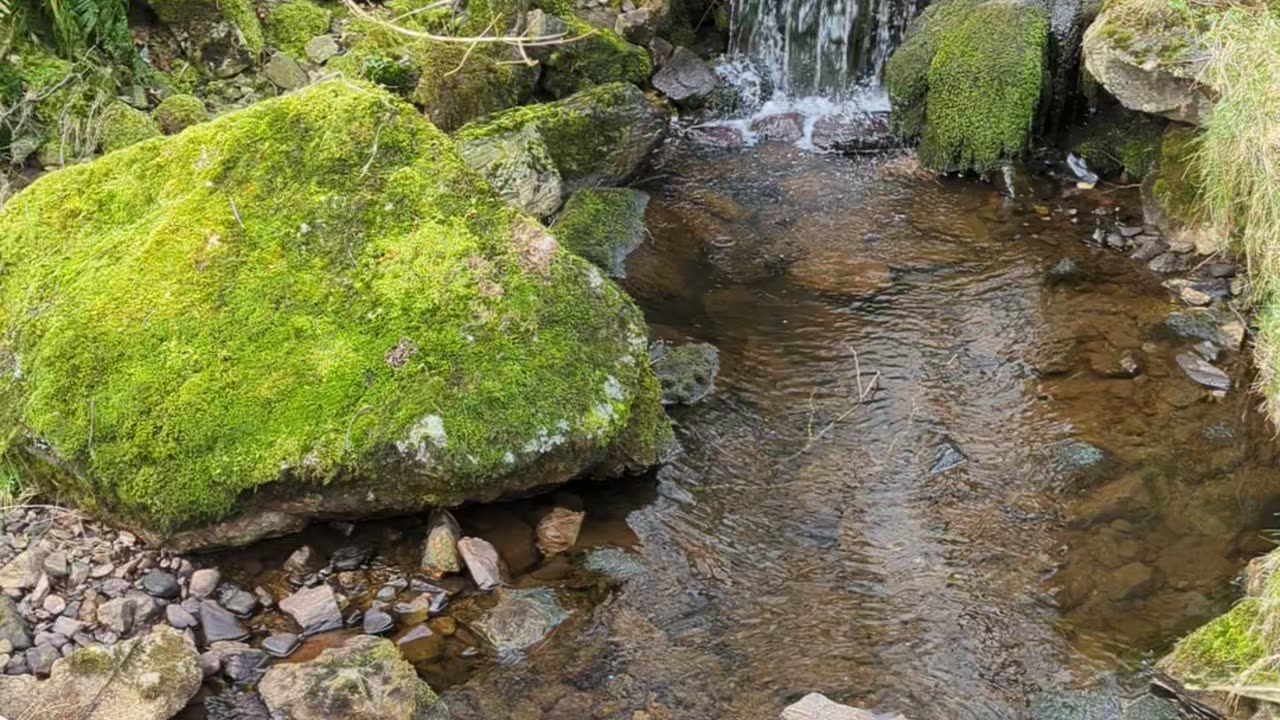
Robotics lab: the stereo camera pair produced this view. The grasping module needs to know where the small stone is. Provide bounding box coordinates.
[265,53,309,90]
[421,510,463,577]
[392,593,440,625]
[254,586,276,609]
[1130,238,1168,263]
[279,584,343,635]
[363,607,395,635]
[1119,225,1144,238]
[1179,286,1213,306]
[142,570,181,599]
[457,537,507,590]
[25,644,60,677]
[5,653,28,674]
[394,623,443,663]
[1176,352,1232,391]
[284,546,320,575]
[536,506,585,556]
[90,563,115,580]
[100,578,130,598]
[41,594,65,616]
[0,596,31,651]
[51,616,84,637]
[651,47,720,108]
[930,437,968,475]
[220,587,259,617]
[199,600,249,643]
[166,603,198,630]
[0,544,51,591]
[189,568,220,598]
[781,693,879,720]
[41,551,69,579]
[200,650,222,677]
[215,641,270,683]
[329,546,372,571]
[1194,341,1221,362]
[1148,252,1188,274]
[1207,262,1237,278]
[67,562,90,587]
[96,597,135,635]
[304,34,339,64]
[263,632,301,658]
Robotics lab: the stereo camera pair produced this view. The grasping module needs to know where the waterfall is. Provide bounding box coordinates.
[728,0,922,98]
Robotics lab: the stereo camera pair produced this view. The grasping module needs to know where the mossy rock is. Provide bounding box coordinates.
[552,188,649,277]
[1081,0,1215,124]
[0,79,667,548]
[267,1,333,58]
[1070,103,1166,180]
[454,82,668,217]
[145,0,265,78]
[99,103,162,153]
[884,0,984,140]
[540,18,651,98]
[333,14,535,129]
[153,94,210,134]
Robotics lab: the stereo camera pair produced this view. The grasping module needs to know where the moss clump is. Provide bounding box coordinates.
[1071,107,1166,179]
[152,94,210,134]
[0,79,660,534]
[552,188,648,276]
[1148,125,1205,228]
[1160,599,1267,684]
[883,0,984,140]
[99,103,161,153]
[913,0,1049,173]
[540,19,651,98]
[267,1,334,58]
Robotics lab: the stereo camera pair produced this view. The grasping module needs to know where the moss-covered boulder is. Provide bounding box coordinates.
[1141,125,1225,254]
[333,15,538,131]
[1081,0,1215,124]
[884,0,1050,173]
[99,103,162,153]
[147,0,265,78]
[454,83,668,218]
[0,80,668,549]
[152,94,211,134]
[540,19,651,99]
[553,188,649,277]
[266,0,333,59]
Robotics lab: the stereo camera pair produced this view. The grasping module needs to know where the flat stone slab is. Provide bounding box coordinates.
[781,693,905,720]
[1175,352,1231,391]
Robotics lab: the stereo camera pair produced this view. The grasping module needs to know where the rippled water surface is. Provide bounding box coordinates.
[212,141,1280,720]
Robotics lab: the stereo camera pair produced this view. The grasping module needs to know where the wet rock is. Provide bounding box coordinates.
[205,691,273,720]
[536,506,585,556]
[189,568,221,598]
[1046,257,1084,285]
[1105,562,1162,602]
[213,641,270,683]
[284,546,321,575]
[751,113,805,143]
[1164,308,1243,349]
[1051,440,1111,488]
[651,341,720,406]
[219,587,259,617]
[96,597,135,635]
[0,626,201,720]
[789,253,895,299]
[395,623,445,663]
[458,537,507,591]
[1206,262,1236,278]
[258,635,447,720]
[393,593,441,625]
[265,53,309,90]
[552,187,650,278]
[421,510,463,578]
[279,584,343,636]
[473,587,567,661]
[329,545,373,571]
[263,632,301,658]
[0,596,31,651]
[1086,347,1141,378]
[199,600,249,643]
[812,113,896,153]
[780,693,885,720]
[363,607,395,635]
[1147,252,1190,274]
[1130,237,1168,263]
[930,437,968,475]
[651,47,720,108]
[1175,352,1231,391]
[1031,690,1177,720]
[583,547,646,580]
[685,124,746,149]
[141,570,180,600]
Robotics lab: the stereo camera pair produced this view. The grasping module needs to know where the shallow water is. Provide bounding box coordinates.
[208,141,1279,720]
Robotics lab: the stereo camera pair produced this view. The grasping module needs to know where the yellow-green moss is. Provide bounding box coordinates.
[1161,599,1267,684]
[883,0,984,139]
[541,19,651,98]
[99,103,161,153]
[1149,125,1206,227]
[0,79,659,532]
[552,187,648,275]
[153,94,209,134]
[267,1,333,58]
[916,0,1049,173]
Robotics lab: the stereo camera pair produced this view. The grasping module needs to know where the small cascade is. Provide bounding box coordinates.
[728,0,922,99]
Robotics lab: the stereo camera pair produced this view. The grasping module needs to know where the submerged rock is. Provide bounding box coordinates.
[472,587,568,662]
[421,510,463,578]
[0,626,201,720]
[0,80,668,549]
[553,188,650,277]
[650,341,720,406]
[454,83,668,218]
[930,436,968,475]
[1175,353,1231,391]
[535,506,585,555]
[458,537,507,591]
[258,635,448,720]
[279,585,343,636]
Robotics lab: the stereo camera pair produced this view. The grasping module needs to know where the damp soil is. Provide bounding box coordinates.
[209,140,1279,720]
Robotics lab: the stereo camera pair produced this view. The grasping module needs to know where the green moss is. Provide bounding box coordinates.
[66,645,118,675]
[552,188,648,276]
[147,0,265,54]
[410,44,536,132]
[267,1,333,58]
[1149,125,1205,227]
[915,0,1049,173]
[1072,107,1166,179]
[153,94,209,134]
[541,19,651,98]
[883,0,984,140]
[0,79,658,532]
[99,103,161,153]
[1162,599,1267,684]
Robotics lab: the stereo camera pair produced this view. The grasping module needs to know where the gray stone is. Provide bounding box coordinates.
[652,47,720,108]
[265,53,309,90]
[258,636,447,720]
[1082,9,1213,124]
[96,597,135,635]
[219,587,259,617]
[614,8,656,44]
[210,641,269,683]
[166,603,198,630]
[473,587,567,661]
[50,616,83,638]
[0,544,50,590]
[263,632,301,658]
[304,34,339,64]
[284,546,320,575]
[0,596,31,651]
[41,594,65,616]
[24,644,59,677]
[199,601,249,643]
[456,124,564,218]
[1175,352,1231,390]
[751,112,805,143]
[141,570,180,599]
[362,607,395,635]
[279,584,343,636]
[458,537,507,591]
[0,626,201,720]
[930,437,968,475]
[1046,257,1084,284]
[651,341,720,405]
[189,568,220,598]
[40,551,68,580]
[780,693,881,720]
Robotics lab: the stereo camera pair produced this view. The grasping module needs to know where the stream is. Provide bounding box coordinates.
[204,138,1280,720]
